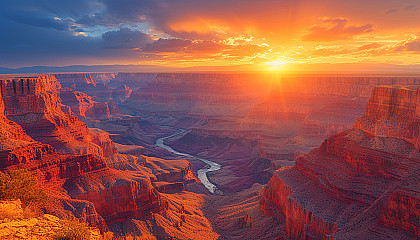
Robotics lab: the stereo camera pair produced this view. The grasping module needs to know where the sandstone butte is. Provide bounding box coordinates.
[260,85,420,239]
[0,75,210,239]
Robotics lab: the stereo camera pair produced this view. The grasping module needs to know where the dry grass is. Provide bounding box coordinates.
[102,231,115,240]
[0,203,42,221]
[53,220,92,240]
[113,234,157,240]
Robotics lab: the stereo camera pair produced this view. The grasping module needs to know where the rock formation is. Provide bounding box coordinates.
[260,85,420,239]
[59,89,121,120]
[0,75,200,237]
[354,85,420,148]
[0,76,116,157]
[54,73,132,103]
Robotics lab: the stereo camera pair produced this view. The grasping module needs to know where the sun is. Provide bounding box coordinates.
[265,59,289,71]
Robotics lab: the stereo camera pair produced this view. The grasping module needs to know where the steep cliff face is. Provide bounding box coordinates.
[54,73,104,91]
[0,76,115,157]
[260,170,338,240]
[354,85,420,148]
[381,185,420,236]
[0,129,166,230]
[54,73,131,103]
[0,89,35,151]
[261,129,420,239]
[66,169,168,224]
[0,75,205,238]
[260,85,420,239]
[88,128,117,157]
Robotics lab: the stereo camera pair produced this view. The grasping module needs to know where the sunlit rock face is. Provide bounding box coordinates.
[0,111,168,232]
[0,115,109,230]
[0,73,213,238]
[260,85,420,239]
[66,169,169,224]
[0,76,116,157]
[354,85,420,148]
[60,89,121,120]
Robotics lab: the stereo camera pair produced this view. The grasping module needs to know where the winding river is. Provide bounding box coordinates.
[155,129,223,194]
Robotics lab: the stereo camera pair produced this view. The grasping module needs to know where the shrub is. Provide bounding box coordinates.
[102,231,114,240]
[54,220,92,240]
[113,234,157,240]
[125,234,157,240]
[0,169,47,205]
[0,203,42,220]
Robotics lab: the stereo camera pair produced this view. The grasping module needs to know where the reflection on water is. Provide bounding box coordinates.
[156,129,222,194]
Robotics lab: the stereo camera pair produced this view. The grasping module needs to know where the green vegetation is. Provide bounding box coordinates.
[0,169,47,205]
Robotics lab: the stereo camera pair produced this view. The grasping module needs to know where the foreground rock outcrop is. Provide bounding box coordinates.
[260,85,420,239]
[0,200,102,240]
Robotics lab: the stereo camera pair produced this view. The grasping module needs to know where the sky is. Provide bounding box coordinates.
[0,0,419,71]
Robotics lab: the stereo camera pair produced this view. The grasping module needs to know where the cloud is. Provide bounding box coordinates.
[393,36,420,52]
[0,0,419,68]
[357,43,383,51]
[102,28,154,49]
[302,18,373,41]
[142,39,192,52]
[386,4,419,14]
[74,0,326,41]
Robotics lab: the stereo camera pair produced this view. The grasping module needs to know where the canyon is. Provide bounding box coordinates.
[0,72,419,239]
[260,85,420,239]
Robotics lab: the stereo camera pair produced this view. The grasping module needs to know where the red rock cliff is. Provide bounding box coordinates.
[354,85,420,148]
[67,169,168,224]
[0,76,116,157]
[59,89,121,120]
[261,85,420,239]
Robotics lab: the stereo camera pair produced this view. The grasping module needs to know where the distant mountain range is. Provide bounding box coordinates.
[0,63,419,74]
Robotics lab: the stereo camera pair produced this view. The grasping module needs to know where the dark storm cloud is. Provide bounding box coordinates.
[0,0,154,66]
[5,13,70,31]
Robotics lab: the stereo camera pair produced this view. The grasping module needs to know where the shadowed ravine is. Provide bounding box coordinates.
[155,129,223,195]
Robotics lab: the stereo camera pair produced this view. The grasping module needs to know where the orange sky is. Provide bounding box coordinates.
[1,0,419,71]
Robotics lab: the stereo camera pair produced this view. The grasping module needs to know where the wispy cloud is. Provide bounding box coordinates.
[302,17,373,41]
[386,4,419,14]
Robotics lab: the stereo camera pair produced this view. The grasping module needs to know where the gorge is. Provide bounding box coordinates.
[0,72,419,239]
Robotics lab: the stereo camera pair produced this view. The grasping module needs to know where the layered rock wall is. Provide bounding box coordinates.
[260,172,338,240]
[381,186,420,235]
[74,176,168,224]
[0,76,115,157]
[354,86,420,148]
[260,85,420,239]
